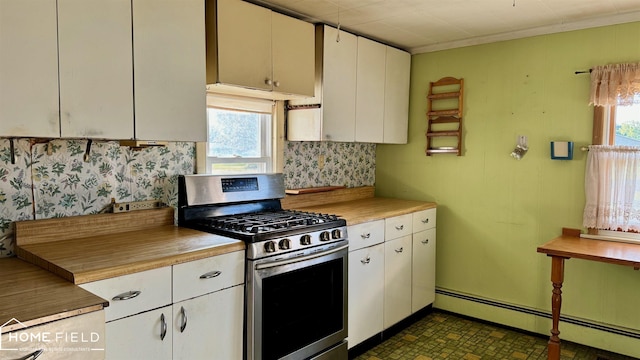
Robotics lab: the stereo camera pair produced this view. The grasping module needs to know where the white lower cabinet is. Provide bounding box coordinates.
[81,250,245,359]
[106,306,173,360]
[383,235,412,329]
[347,208,436,349]
[347,244,384,349]
[412,228,436,313]
[173,285,244,360]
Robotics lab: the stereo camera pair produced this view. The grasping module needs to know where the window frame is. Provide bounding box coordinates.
[196,93,284,175]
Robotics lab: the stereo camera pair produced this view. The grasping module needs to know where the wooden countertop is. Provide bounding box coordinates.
[291,197,437,225]
[16,208,245,284]
[0,258,108,334]
[537,235,640,267]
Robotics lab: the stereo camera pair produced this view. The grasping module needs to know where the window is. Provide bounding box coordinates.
[609,101,640,145]
[198,94,277,175]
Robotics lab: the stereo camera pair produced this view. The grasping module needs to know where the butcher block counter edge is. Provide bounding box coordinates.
[289,197,437,225]
[0,258,108,334]
[15,208,245,285]
[17,226,245,285]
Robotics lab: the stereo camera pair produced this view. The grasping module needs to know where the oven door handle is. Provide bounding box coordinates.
[255,244,348,270]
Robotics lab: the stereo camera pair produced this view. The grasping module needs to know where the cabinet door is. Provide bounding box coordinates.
[58,0,133,139]
[0,0,59,137]
[321,25,357,142]
[384,235,412,329]
[272,12,315,97]
[355,37,385,143]
[412,228,436,313]
[173,285,244,360]
[383,46,410,144]
[105,306,173,360]
[216,0,272,91]
[347,244,383,348]
[132,0,206,141]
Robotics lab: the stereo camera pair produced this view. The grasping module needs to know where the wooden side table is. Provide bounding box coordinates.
[537,232,640,360]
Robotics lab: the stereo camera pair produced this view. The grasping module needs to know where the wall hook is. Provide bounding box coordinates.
[83,139,92,163]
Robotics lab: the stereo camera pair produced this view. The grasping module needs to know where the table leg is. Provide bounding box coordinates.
[548,256,565,360]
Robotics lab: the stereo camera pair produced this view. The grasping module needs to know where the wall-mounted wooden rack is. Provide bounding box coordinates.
[425,77,464,156]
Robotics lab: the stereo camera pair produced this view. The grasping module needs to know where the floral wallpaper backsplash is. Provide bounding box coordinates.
[0,139,195,257]
[283,141,376,189]
[1,138,374,258]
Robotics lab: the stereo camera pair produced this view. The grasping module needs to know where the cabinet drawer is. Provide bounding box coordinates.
[173,251,245,303]
[80,267,171,322]
[385,214,412,240]
[347,220,384,251]
[413,208,436,232]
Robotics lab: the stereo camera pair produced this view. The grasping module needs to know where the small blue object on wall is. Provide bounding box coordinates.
[550,141,573,160]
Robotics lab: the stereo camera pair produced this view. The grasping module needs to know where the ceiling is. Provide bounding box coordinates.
[249,0,640,54]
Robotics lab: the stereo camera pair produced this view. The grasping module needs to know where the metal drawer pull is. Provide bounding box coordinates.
[395,247,404,253]
[421,218,429,224]
[179,306,188,333]
[199,270,222,279]
[422,239,429,244]
[361,257,371,265]
[160,313,167,340]
[395,225,404,230]
[14,349,43,360]
[360,233,371,239]
[112,290,141,301]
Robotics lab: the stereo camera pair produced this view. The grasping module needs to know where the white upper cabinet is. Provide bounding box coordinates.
[214,0,272,91]
[355,37,386,143]
[58,0,134,139]
[210,0,315,99]
[272,11,315,97]
[287,25,358,142]
[132,0,206,142]
[0,0,60,138]
[384,46,411,144]
[287,27,410,144]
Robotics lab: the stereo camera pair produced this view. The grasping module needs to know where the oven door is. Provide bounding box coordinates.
[247,241,348,360]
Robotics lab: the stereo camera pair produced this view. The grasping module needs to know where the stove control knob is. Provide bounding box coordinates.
[264,241,276,253]
[320,231,330,242]
[300,234,312,245]
[331,229,342,239]
[279,239,291,250]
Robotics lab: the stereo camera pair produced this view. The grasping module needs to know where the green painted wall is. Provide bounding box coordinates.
[376,22,640,354]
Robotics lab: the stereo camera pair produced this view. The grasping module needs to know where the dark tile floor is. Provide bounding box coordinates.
[354,311,639,360]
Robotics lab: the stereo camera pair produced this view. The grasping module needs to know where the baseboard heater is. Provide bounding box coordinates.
[435,288,640,339]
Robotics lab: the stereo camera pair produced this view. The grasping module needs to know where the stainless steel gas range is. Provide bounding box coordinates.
[178,173,348,360]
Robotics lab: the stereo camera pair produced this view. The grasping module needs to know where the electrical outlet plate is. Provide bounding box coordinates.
[113,200,162,213]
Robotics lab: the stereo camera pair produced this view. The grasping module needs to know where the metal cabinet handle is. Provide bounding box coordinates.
[421,239,429,244]
[199,270,221,279]
[395,247,404,253]
[395,224,404,230]
[361,257,371,265]
[360,233,371,239]
[179,306,188,333]
[421,218,429,224]
[112,290,141,301]
[160,313,167,341]
[13,349,43,360]
[264,78,273,85]
[273,80,280,87]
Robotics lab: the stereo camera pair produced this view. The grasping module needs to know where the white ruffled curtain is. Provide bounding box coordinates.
[589,63,640,106]
[583,145,640,231]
